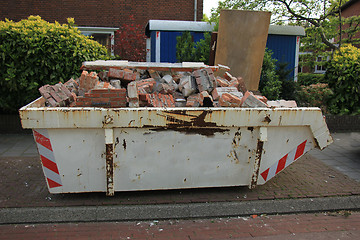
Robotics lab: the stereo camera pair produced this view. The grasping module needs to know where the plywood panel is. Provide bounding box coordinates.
[215,10,271,91]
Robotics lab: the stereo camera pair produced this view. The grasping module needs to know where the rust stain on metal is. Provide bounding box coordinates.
[263,115,271,123]
[114,137,120,147]
[229,129,241,164]
[250,139,264,189]
[123,139,127,150]
[162,110,217,128]
[106,143,114,196]
[103,115,114,126]
[144,110,229,136]
[128,119,135,126]
[147,127,229,137]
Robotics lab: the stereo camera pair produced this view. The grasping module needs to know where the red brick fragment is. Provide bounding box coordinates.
[95,81,115,90]
[79,71,88,90]
[193,68,215,93]
[98,71,109,82]
[237,77,247,93]
[123,71,137,82]
[75,89,127,108]
[224,72,236,82]
[64,78,79,94]
[39,83,75,107]
[108,68,125,79]
[57,83,74,99]
[145,93,175,107]
[219,93,241,107]
[186,94,201,107]
[212,87,240,101]
[78,71,99,93]
[91,89,110,94]
[216,77,230,87]
[229,79,240,89]
[199,91,214,107]
[139,93,147,102]
[137,78,156,94]
[157,83,175,94]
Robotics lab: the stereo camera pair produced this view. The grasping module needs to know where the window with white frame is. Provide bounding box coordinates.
[314,55,329,74]
[77,27,118,56]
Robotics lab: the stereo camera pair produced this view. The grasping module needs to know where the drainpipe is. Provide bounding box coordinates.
[194,0,197,21]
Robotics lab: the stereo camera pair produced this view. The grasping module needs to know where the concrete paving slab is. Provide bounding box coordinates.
[310,132,360,182]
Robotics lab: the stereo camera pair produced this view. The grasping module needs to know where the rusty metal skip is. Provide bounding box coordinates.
[19,63,333,196]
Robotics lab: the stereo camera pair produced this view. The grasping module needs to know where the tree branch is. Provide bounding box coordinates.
[276,0,339,50]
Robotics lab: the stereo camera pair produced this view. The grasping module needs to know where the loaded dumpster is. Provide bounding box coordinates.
[19,61,333,196]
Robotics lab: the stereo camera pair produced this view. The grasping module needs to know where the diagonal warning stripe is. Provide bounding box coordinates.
[33,129,62,188]
[33,130,53,151]
[261,140,312,182]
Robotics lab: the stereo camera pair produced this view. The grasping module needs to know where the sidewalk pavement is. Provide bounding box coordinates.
[1,211,360,239]
[309,132,360,182]
[0,132,359,224]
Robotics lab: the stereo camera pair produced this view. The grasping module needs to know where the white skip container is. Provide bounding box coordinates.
[20,96,333,196]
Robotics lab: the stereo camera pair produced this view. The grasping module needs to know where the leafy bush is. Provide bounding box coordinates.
[259,49,282,100]
[193,32,211,65]
[114,15,146,61]
[325,44,360,115]
[0,16,109,112]
[297,73,325,86]
[276,62,296,100]
[296,83,333,113]
[176,32,195,62]
[176,31,211,65]
[280,79,298,100]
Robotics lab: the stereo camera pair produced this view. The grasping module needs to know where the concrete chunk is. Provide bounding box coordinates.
[267,100,297,108]
[241,91,269,108]
[110,80,121,89]
[161,74,179,91]
[179,75,197,97]
[127,81,138,100]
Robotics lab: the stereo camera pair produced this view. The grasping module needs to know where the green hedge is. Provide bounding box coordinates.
[325,44,360,115]
[297,73,325,86]
[259,49,282,100]
[0,16,109,112]
[176,31,211,65]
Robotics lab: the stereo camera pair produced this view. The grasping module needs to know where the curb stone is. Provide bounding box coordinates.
[1,195,360,224]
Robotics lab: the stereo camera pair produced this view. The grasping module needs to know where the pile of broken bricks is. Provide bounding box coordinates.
[38,65,297,109]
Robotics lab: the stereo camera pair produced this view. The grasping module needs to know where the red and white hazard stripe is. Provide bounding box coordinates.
[33,129,62,188]
[260,140,312,182]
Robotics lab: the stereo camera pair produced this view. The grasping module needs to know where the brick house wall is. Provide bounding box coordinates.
[1,0,203,27]
[342,0,360,18]
[341,0,360,45]
[0,0,203,60]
